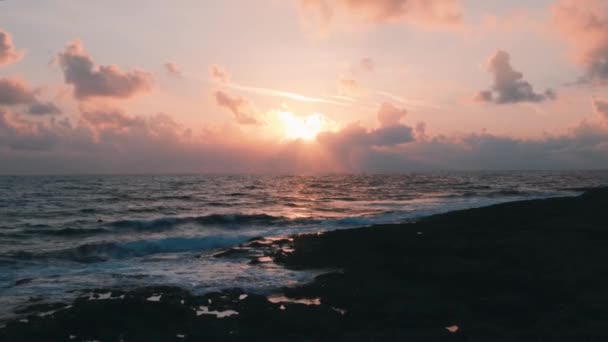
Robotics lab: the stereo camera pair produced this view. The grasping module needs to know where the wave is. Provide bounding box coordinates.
[24,227,110,237]
[5,235,251,263]
[107,213,290,232]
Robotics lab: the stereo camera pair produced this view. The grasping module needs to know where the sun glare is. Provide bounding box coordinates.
[279,111,325,141]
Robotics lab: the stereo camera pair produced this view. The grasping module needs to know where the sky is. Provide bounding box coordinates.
[1,0,608,174]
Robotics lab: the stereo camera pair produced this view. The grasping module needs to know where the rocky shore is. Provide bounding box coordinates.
[3,188,608,341]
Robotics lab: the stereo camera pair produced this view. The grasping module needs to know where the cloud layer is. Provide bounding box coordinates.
[299,0,462,34]
[56,40,153,100]
[2,102,608,174]
[474,50,555,104]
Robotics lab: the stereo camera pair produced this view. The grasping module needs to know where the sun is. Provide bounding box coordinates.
[279,111,325,141]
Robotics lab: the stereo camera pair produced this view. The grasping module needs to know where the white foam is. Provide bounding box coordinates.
[239,294,248,300]
[146,294,162,302]
[332,307,347,315]
[196,306,239,318]
[88,292,113,300]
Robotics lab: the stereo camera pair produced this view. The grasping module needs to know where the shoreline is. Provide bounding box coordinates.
[3,188,608,341]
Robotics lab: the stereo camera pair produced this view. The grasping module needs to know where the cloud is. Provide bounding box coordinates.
[210,64,230,83]
[319,102,413,149]
[164,62,181,77]
[0,28,23,66]
[552,0,608,84]
[56,40,153,100]
[377,102,407,127]
[214,90,260,125]
[28,102,62,116]
[317,103,415,169]
[474,50,556,104]
[0,78,63,116]
[298,0,463,34]
[0,78,36,105]
[593,97,608,121]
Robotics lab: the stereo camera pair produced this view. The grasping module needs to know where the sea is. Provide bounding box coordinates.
[1,171,607,322]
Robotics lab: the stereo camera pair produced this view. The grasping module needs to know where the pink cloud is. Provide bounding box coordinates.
[377,102,407,127]
[0,78,36,105]
[214,90,261,125]
[56,40,153,100]
[0,28,23,66]
[552,0,608,84]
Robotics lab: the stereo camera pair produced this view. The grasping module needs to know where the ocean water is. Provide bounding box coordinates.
[1,171,607,322]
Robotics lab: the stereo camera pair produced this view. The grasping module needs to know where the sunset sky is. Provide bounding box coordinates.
[1,0,608,173]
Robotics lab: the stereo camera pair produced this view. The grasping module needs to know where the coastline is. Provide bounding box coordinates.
[3,188,608,341]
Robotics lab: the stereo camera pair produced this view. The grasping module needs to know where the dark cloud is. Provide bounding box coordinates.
[214,90,260,125]
[593,97,608,121]
[28,102,62,116]
[0,78,63,116]
[0,78,36,105]
[56,40,153,100]
[474,50,556,104]
[317,103,415,169]
[553,0,608,85]
[81,108,143,130]
[0,28,22,66]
